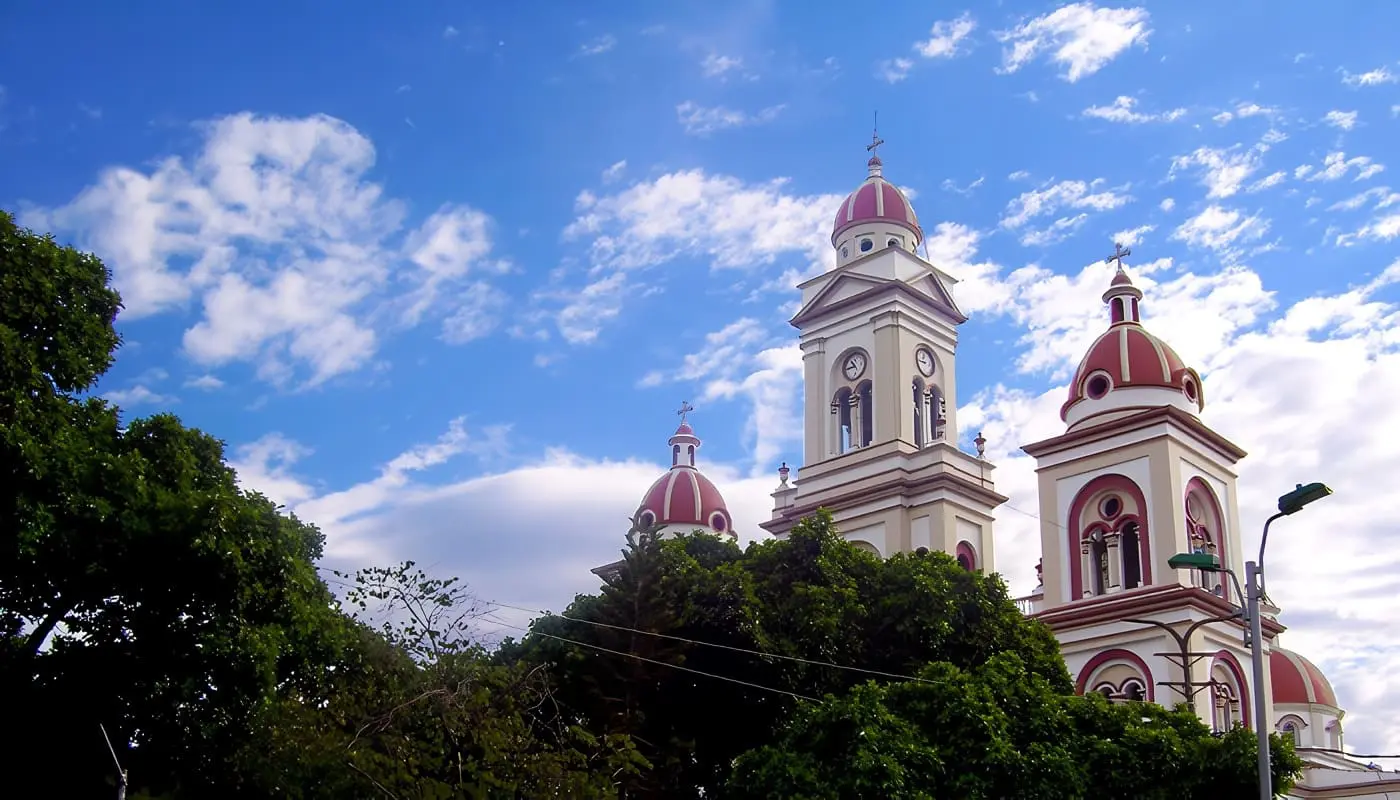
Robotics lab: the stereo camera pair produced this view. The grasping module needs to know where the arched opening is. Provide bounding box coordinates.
[912,378,926,448]
[1278,716,1305,747]
[686,444,696,466]
[832,387,854,454]
[929,386,946,442]
[1067,476,1152,600]
[1120,520,1142,590]
[857,381,874,447]
[1185,478,1229,600]
[1210,653,1249,730]
[850,539,881,557]
[956,541,978,572]
[671,444,680,466]
[1075,650,1155,703]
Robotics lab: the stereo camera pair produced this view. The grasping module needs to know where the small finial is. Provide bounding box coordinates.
[867,112,884,158]
[778,461,791,486]
[676,400,694,423]
[974,431,987,458]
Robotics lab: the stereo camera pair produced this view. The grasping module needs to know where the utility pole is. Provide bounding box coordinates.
[100,723,128,800]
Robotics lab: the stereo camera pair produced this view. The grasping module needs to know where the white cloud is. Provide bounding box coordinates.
[915,12,977,58]
[1329,187,1400,213]
[1336,213,1400,246]
[1171,205,1270,260]
[601,160,627,184]
[1000,178,1131,242]
[25,113,508,388]
[1082,95,1185,124]
[1111,224,1154,246]
[876,57,915,83]
[700,53,746,79]
[1159,197,1176,212]
[1341,66,1397,87]
[442,25,459,39]
[1324,110,1359,130]
[1211,102,1279,125]
[995,2,1152,82]
[1169,145,1266,199]
[1246,171,1286,192]
[1298,151,1384,183]
[184,374,224,390]
[577,35,616,57]
[675,101,785,136]
[105,384,176,408]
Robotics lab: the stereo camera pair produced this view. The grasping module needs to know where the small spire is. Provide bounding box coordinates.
[1100,242,1144,324]
[866,113,885,177]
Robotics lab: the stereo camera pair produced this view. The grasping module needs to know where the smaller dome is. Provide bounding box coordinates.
[1061,265,1205,427]
[1271,648,1340,707]
[831,155,923,247]
[634,415,733,537]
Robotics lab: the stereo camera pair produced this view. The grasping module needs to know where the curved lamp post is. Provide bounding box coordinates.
[1169,481,1332,800]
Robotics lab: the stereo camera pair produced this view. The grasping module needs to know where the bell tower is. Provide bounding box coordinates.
[762,135,1005,571]
[1019,246,1283,730]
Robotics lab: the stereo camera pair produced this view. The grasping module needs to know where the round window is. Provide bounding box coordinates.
[638,510,656,528]
[888,238,899,248]
[1086,375,1111,399]
[711,513,727,532]
[1100,496,1123,518]
[860,239,873,252]
[1184,380,1198,402]
[841,246,849,258]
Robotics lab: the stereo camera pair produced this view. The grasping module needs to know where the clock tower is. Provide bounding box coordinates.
[761,138,1005,570]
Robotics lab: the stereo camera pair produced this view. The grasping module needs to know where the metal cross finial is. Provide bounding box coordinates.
[867,111,884,156]
[677,400,694,423]
[1104,241,1132,272]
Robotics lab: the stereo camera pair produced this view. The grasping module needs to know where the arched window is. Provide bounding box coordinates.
[956,541,978,572]
[1210,654,1248,731]
[912,378,926,447]
[686,444,695,466]
[832,387,854,454]
[1278,717,1304,747]
[1211,682,1239,732]
[1185,479,1228,600]
[1120,520,1142,590]
[857,381,874,447]
[672,444,680,466]
[1121,680,1146,702]
[850,539,881,557]
[1068,476,1152,600]
[929,386,946,442]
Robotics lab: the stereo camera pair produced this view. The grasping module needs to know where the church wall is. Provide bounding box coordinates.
[1170,439,1248,580]
[842,519,889,556]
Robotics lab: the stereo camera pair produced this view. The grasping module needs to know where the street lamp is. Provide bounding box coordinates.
[1170,481,1332,800]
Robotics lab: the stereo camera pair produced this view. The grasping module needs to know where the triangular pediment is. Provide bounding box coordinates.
[791,249,967,328]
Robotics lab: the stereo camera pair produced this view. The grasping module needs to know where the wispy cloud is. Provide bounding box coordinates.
[578,34,616,57]
[995,2,1152,82]
[675,101,784,136]
[1082,95,1185,124]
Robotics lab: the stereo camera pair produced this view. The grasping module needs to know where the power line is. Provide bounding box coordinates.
[483,614,822,703]
[487,599,948,686]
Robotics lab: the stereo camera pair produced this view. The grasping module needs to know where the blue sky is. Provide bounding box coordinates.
[5,0,1400,760]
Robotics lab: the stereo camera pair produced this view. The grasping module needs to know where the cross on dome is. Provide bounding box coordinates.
[1105,242,1132,274]
[677,400,694,423]
[865,115,885,177]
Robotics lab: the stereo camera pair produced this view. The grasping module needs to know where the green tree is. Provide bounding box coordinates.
[244,561,645,798]
[726,652,1305,799]
[1,211,346,796]
[513,511,1074,798]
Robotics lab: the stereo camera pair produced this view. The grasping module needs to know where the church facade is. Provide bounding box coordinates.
[600,145,1394,797]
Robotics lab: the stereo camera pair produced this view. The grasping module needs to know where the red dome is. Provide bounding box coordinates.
[831,156,923,247]
[634,416,733,535]
[1271,648,1339,707]
[1061,267,1204,422]
[637,467,731,533]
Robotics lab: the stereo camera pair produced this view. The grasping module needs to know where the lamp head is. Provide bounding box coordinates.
[1278,482,1333,515]
[1168,552,1221,572]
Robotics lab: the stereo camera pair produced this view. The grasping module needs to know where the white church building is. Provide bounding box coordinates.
[598,145,1396,798]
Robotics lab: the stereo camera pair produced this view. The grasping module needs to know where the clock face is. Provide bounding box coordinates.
[843,353,867,380]
[916,348,935,377]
